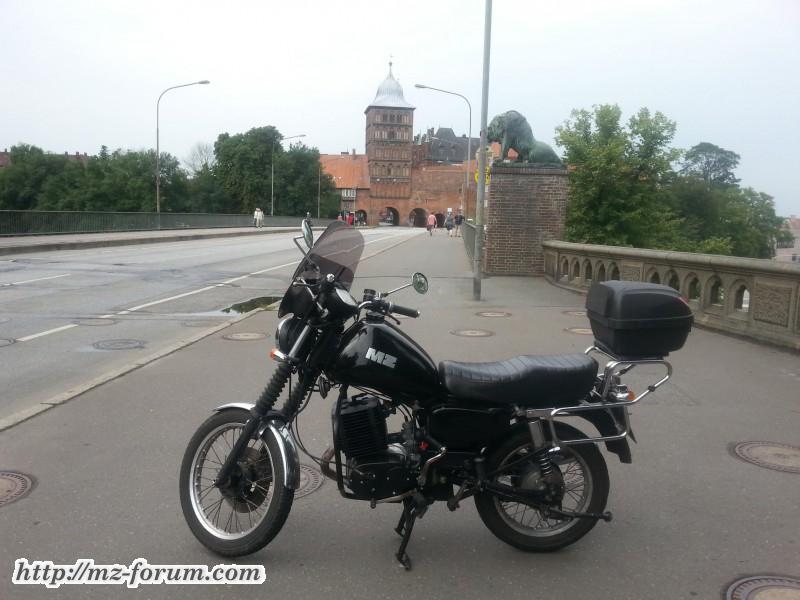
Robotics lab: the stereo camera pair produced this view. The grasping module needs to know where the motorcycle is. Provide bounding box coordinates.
[179,220,693,569]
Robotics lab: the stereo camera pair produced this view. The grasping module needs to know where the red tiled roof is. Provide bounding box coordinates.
[320,154,370,189]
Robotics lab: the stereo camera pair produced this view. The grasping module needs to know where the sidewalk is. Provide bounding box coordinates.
[1,230,798,599]
[0,226,324,256]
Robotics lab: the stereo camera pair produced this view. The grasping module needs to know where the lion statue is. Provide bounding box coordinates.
[487,110,562,165]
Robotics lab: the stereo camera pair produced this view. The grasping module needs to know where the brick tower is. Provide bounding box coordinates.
[365,62,415,200]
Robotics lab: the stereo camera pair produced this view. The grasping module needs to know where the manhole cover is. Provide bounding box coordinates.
[565,327,594,335]
[295,465,324,499]
[563,310,587,317]
[93,339,146,351]
[451,329,494,338]
[0,338,15,348]
[222,333,267,341]
[731,442,800,474]
[74,318,117,326]
[181,320,224,328]
[726,576,800,599]
[0,472,34,507]
[476,311,511,318]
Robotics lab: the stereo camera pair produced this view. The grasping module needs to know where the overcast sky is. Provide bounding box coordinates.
[2,0,798,216]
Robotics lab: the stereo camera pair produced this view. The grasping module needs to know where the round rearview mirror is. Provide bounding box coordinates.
[301,219,313,249]
[412,272,429,294]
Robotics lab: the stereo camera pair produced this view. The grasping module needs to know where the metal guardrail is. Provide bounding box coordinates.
[462,221,475,261]
[0,211,332,236]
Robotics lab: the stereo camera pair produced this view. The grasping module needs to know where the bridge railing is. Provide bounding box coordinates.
[462,221,476,261]
[543,240,800,351]
[0,211,331,236]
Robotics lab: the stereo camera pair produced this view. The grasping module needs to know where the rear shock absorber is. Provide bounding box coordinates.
[528,419,555,478]
[534,448,555,477]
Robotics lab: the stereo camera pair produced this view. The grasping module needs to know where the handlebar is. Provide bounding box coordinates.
[386,302,420,318]
[357,298,420,319]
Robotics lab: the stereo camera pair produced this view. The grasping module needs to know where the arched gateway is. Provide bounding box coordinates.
[409,208,426,227]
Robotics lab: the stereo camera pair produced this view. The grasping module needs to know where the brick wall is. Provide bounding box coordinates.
[484,165,568,275]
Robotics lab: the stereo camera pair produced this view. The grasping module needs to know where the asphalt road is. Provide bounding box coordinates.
[1,228,798,599]
[0,227,421,424]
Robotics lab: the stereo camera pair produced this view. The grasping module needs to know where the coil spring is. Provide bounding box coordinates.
[534,447,555,478]
[254,361,293,415]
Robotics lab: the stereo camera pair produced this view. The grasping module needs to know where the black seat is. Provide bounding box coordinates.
[438,354,598,407]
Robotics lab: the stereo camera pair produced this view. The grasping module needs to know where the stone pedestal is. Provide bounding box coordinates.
[483,164,568,275]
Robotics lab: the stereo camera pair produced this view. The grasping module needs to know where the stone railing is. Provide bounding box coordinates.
[543,240,800,351]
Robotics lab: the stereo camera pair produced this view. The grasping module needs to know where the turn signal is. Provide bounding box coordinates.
[270,348,288,363]
[627,389,636,401]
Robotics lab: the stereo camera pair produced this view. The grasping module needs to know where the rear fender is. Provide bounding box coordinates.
[213,402,300,489]
[576,408,632,464]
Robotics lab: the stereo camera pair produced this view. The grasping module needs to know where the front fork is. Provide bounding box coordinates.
[213,361,295,487]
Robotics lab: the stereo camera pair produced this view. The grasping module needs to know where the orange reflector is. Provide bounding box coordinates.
[269,348,279,361]
[627,389,636,400]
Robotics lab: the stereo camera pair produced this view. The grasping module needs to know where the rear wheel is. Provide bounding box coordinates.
[475,423,609,552]
[179,408,294,556]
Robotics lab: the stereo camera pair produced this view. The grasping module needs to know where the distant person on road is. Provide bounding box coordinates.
[337,214,343,221]
[426,212,436,236]
[253,208,264,228]
[445,212,454,237]
[305,212,313,227]
[454,210,464,237]
[347,212,355,226]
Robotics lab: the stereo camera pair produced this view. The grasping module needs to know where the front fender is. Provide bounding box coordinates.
[213,403,300,490]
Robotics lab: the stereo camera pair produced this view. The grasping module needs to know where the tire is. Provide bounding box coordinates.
[475,422,609,552]
[179,408,294,557]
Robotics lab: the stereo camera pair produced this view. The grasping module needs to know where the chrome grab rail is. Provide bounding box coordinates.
[518,346,673,447]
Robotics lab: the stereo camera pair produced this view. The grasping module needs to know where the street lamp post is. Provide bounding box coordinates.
[271,134,306,217]
[414,84,472,218]
[156,80,210,223]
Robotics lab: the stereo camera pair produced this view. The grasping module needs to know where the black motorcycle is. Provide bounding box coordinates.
[179,220,693,569]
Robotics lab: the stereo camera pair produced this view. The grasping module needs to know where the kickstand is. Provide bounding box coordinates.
[394,498,417,570]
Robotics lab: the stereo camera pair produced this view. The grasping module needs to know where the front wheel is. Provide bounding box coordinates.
[475,423,609,552]
[179,408,294,556]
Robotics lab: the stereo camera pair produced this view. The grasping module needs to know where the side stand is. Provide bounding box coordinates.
[394,498,419,570]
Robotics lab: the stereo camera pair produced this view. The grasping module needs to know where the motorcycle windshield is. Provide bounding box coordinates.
[292,221,365,291]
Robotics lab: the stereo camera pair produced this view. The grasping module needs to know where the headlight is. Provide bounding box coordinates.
[275,315,303,353]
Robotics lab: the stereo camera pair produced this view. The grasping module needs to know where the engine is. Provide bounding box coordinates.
[333,394,416,500]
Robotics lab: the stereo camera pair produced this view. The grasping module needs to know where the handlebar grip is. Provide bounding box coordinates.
[388,302,420,318]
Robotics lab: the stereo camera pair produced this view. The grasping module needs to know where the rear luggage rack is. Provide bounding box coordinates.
[518,345,673,447]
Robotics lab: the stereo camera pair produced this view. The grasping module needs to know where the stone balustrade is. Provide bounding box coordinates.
[542,240,800,351]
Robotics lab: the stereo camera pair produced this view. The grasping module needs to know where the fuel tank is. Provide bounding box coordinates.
[329,318,441,402]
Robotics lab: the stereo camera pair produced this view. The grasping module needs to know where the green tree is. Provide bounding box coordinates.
[273,143,337,217]
[681,142,740,187]
[0,144,65,210]
[555,105,683,249]
[213,126,281,214]
[186,165,233,213]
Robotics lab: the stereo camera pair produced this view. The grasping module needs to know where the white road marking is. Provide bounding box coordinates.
[14,230,417,341]
[0,273,71,287]
[17,323,79,342]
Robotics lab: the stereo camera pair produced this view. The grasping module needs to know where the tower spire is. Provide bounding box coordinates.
[388,55,394,77]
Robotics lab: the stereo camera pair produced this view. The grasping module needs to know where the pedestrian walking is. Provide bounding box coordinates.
[445,212,454,237]
[253,208,264,228]
[426,212,436,236]
[454,210,464,237]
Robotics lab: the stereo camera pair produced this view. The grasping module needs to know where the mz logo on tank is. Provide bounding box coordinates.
[365,347,397,369]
